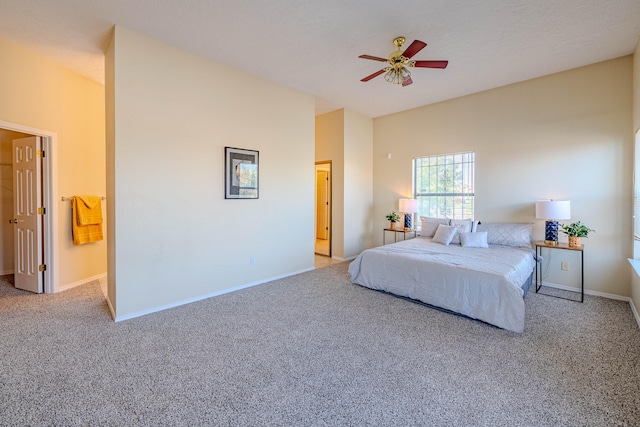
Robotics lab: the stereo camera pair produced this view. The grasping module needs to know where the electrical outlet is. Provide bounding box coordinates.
[250,256,256,266]
[561,261,569,271]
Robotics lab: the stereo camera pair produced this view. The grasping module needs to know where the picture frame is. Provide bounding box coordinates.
[225,147,259,199]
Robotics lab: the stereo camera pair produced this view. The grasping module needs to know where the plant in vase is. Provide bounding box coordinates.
[560,221,594,247]
[386,211,401,230]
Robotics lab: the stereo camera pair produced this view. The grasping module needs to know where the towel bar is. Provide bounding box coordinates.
[61,196,106,201]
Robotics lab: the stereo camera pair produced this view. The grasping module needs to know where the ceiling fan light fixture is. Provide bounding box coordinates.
[400,67,411,82]
[383,68,396,84]
[384,66,411,85]
[359,37,448,86]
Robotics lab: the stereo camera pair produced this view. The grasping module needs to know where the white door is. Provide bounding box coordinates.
[12,136,43,293]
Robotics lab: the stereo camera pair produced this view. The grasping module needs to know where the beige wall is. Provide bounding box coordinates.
[108,26,315,319]
[316,110,345,258]
[344,110,374,258]
[374,56,633,297]
[0,37,106,290]
[106,30,117,311]
[635,42,640,131]
[315,109,374,260]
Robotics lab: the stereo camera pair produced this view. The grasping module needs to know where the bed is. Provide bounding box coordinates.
[348,222,536,333]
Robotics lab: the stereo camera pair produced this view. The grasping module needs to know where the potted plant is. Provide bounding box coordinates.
[560,221,594,247]
[386,211,401,230]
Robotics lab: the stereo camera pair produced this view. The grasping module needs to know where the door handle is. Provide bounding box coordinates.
[9,219,17,224]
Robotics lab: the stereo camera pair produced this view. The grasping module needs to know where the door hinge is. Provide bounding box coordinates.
[38,207,46,215]
[38,264,46,272]
[37,150,45,157]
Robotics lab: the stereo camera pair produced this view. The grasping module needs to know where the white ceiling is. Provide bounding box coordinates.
[0,0,639,118]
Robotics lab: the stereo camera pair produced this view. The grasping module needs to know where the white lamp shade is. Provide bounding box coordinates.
[535,200,571,220]
[399,198,418,213]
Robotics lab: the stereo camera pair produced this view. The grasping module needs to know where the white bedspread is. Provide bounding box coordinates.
[348,238,536,333]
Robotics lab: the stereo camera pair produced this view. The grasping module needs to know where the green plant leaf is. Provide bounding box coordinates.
[560,221,594,237]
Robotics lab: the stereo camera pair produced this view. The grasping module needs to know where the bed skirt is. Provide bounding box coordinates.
[356,269,534,331]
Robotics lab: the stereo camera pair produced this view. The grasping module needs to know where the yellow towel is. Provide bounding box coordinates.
[75,195,103,225]
[72,196,103,245]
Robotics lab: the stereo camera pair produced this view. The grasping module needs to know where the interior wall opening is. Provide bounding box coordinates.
[0,121,55,294]
[315,161,331,257]
[0,129,33,282]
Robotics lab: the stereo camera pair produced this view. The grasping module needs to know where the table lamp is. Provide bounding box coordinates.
[535,200,571,245]
[399,199,418,230]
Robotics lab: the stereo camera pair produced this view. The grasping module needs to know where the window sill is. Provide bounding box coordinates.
[628,258,640,277]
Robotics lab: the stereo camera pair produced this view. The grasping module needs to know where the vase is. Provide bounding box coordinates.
[390,221,396,230]
[568,236,581,247]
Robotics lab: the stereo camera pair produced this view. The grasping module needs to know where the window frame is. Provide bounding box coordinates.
[412,151,475,221]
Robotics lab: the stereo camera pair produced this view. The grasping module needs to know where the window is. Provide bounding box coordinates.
[634,131,640,247]
[632,130,640,270]
[413,152,475,220]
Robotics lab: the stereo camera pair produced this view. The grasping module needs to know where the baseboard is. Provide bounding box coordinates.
[57,272,107,293]
[113,267,315,323]
[105,293,116,321]
[333,255,356,262]
[0,269,14,276]
[630,298,640,330]
[98,275,116,321]
[538,281,630,301]
[540,280,639,330]
[626,259,640,329]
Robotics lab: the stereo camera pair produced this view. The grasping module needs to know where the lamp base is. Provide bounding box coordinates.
[404,213,412,230]
[544,220,559,245]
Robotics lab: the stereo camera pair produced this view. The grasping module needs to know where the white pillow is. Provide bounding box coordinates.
[460,231,489,248]
[420,217,450,237]
[450,219,473,244]
[475,223,533,248]
[432,224,457,245]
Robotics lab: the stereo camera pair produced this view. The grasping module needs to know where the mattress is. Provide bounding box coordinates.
[348,237,536,333]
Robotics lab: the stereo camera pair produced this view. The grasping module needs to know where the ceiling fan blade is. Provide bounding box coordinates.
[402,77,413,87]
[413,60,449,69]
[358,54,388,62]
[361,69,386,82]
[402,40,427,59]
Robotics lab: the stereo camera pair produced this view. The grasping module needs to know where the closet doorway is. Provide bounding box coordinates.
[0,122,55,293]
[315,161,331,257]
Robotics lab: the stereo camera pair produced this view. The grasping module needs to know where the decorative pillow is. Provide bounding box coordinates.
[420,217,450,237]
[475,223,533,248]
[432,224,458,246]
[460,231,489,248]
[450,219,473,244]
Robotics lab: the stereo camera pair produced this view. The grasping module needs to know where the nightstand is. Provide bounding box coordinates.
[534,241,584,302]
[383,228,417,245]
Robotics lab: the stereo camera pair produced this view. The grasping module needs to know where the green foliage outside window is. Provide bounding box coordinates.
[413,152,475,220]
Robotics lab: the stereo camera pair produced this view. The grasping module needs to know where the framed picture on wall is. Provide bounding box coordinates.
[225,147,259,199]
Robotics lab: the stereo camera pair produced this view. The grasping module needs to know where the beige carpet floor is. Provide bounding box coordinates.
[1,263,639,426]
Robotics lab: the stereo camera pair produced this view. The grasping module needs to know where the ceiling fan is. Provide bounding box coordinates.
[359,36,448,87]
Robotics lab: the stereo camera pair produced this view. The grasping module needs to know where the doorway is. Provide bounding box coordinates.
[1,129,31,277]
[0,121,55,293]
[315,161,331,257]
